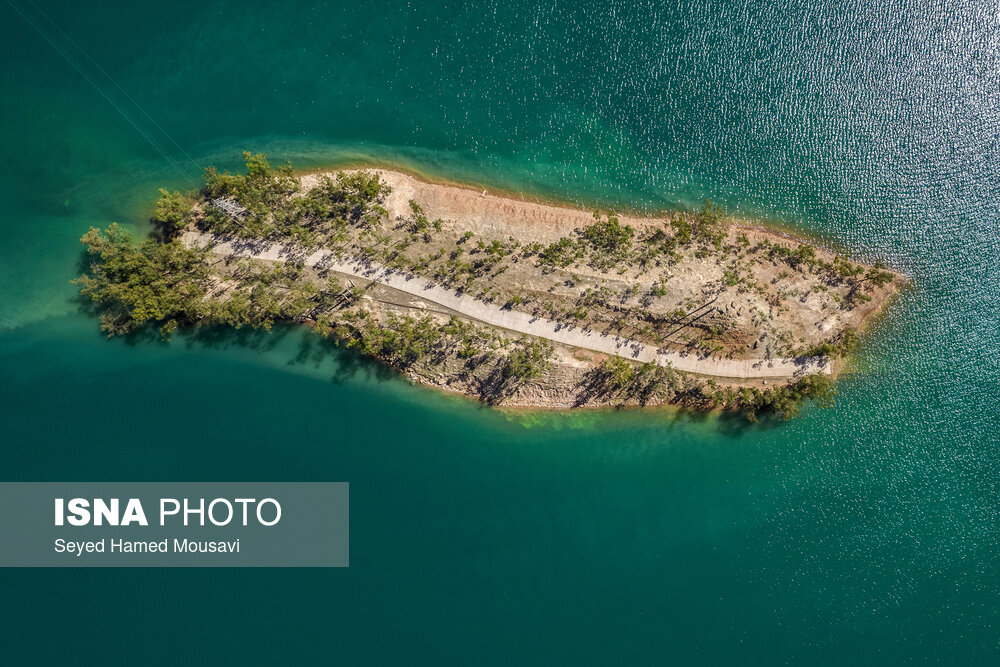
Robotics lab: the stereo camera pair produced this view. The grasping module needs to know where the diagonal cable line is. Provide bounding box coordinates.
[6,0,200,188]
[23,0,205,174]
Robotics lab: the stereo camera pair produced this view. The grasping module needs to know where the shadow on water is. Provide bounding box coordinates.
[179,321,404,390]
[74,313,814,436]
[714,408,788,438]
[69,244,818,433]
[185,323,288,354]
[288,328,399,386]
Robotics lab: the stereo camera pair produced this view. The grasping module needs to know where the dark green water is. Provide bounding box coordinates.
[1,0,998,663]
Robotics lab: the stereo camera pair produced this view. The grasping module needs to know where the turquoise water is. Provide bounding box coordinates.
[1,0,998,663]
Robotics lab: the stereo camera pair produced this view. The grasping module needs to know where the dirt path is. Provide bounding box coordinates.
[183,231,829,379]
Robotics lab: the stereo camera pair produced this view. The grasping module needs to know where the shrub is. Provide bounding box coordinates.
[538,237,580,268]
[502,339,553,381]
[582,213,634,257]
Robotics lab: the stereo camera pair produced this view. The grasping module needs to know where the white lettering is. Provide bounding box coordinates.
[183,498,205,526]
[92,498,118,526]
[121,499,148,526]
[257,498,281,526]
[160,498,180,524]
[234,498,254,524]
[208,498,233,526]
[54,538,104,555]
[67,498,90,526]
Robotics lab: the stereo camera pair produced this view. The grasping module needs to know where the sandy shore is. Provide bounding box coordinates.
[305,169,885,256]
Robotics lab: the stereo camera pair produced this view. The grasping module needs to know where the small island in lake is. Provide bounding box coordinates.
[75,153,902,420]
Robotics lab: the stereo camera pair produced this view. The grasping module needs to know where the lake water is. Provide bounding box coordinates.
[1,0,998,663]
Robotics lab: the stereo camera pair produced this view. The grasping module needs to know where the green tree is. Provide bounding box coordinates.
[671,217,693,245]
[601,356,636,390]
[73,224,211,338]
[865,266,895,287]
[151,189,192,237]
[502,339,553,381]
[352,314,441,367]
[695,199,727,247]
[538,237,580,268]
[202,151,301,231]
[582,213,634,266]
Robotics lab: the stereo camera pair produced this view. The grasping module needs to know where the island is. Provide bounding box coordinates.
[74,152,903,420]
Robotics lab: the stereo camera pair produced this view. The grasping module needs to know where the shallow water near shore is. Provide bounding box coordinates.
[1,0,999,664]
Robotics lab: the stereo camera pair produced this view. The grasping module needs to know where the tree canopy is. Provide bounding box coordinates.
[73,224,212,338]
